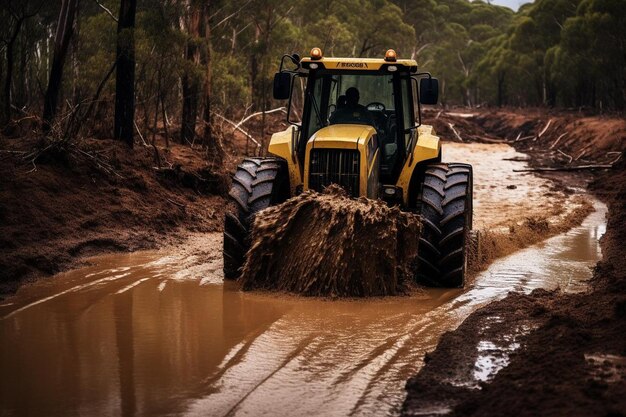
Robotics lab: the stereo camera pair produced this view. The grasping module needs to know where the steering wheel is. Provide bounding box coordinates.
[366,102,386,112]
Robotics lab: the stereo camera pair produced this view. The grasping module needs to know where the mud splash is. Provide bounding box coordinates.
[241,185,421,297]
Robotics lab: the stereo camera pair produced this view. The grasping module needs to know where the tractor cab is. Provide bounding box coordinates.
[272,48,439,200]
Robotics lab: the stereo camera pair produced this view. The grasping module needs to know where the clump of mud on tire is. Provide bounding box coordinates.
[240,185,422,297]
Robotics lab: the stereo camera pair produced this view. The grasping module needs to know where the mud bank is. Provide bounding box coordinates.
[469,196,593,276]
[403,111,626,416]
[241,185,421,297]
[0,137,226,297]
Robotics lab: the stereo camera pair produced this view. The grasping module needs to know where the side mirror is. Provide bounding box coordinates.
[273,72,291,100]
[419,77,439,105]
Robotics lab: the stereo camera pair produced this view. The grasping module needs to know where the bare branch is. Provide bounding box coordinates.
[134,120,148,147]
[93,0,118,22]
[549,132,567,149]
[213,113,261,148]
[513,164,613,172]
[415,43,431,56]
[533,118,552,141]
[447,123,463,142]
[557,149,573,164]
[214,0,252,28]
[234,107,286,130]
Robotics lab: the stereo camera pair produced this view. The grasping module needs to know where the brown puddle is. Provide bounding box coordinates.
[0,143,607,417]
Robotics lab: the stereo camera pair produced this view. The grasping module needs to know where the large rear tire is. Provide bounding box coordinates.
[223,157,289,279]
[416,163,473,287]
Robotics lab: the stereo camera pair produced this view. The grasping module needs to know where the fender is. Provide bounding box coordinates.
[395,125,441,205]
[268,126,302,196]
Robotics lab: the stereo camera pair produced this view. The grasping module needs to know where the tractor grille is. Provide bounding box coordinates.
[309,149,360,197]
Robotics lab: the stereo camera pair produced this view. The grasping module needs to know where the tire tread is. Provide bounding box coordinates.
[416,163,473,287]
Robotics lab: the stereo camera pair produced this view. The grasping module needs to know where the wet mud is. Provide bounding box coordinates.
[0,142,607,417]
[402,111,626,417]
[0,199,605,417]
[241,185,421,297]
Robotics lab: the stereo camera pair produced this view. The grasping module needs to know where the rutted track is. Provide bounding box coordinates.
[0,142,605,417]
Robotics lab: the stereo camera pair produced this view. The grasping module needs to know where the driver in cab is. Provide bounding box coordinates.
[329,87,376,127]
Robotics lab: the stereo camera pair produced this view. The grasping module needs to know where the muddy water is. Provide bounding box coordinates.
[0,143,606,417]
[444,143,574,230]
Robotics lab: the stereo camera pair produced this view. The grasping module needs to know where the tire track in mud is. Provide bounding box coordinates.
[0,142,607,417]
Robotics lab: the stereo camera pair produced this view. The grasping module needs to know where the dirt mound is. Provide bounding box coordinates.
[471,109,625,165]
[240,185,421,297]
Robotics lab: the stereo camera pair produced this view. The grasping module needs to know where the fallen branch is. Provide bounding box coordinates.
[575,150,588,161]
[13,115,38,124]
[0,149,27,154]
[214,112,262,149]
[534,119,553,141]
[234,107,286,130]
[503,156,530,162]
[549,132,567,150]
[515,135,535,143]
[513,164,613,172]
[27,159,37,173]
[447,123,463,142]
[478,136,506,143]
[514,132,521,142]
[166,198,185,208]
[22,142,56,162]
[557,149,573,164]
[134,120,148,147]
[608,152,623,165]
[72,147,124,178]
[10,104,30,115]
[575,143,593,161]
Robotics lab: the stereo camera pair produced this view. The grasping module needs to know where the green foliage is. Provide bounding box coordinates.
[3,0,624,131]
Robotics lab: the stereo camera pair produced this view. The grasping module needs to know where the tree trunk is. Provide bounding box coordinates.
[114,0,137,148]
[2,18,24,126]
[16,27,28,110]
[202,2,223,163]
[181,5,202,144]
[202,5,212,148]
[42,0,79,133]
[497,71,506,107]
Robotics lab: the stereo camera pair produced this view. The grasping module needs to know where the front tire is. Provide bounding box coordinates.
[416,163,473,287]
[223,157,289,279]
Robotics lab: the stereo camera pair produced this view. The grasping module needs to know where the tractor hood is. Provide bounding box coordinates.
[309,124,377,149]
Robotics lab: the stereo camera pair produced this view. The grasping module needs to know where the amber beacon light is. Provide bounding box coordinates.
[384,49,397,62]
[310,47,323,60]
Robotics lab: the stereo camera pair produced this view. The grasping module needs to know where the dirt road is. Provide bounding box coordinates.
[0,142,604,416]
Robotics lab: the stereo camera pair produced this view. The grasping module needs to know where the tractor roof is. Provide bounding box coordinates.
[300,49,418,73]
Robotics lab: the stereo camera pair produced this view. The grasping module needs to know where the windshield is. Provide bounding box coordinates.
[304,72,395,140]
[329,74,394,109]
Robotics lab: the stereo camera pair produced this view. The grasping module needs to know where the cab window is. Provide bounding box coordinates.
[401,76,414,149]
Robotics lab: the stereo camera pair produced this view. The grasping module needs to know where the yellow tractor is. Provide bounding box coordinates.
[224,48,473,287]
